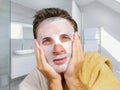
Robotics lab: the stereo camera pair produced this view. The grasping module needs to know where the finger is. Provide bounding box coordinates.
[73,32,80,60]
[34,39,40,61]
[34,39,42,68]
[73,33,84,74]
[34,40,59,79]
[70,32,78,66]
[75,33,84,62]
[75,32,80,60]
[34,39,50,69]
[73,32,78,60]
[71,32,83,68]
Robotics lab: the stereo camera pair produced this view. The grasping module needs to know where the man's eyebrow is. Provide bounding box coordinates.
[61,32,74,36]
[41,35,51,39]
[42,36,51,39]
[60,34,70,36]
[38,36,51,41]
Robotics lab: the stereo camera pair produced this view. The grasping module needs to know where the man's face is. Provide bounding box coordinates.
[37,18,74,73]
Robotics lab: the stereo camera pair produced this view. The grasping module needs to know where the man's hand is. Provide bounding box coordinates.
[34,39,63,90]
[64,32,88,90]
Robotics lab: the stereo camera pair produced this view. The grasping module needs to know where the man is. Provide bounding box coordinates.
[19,8,120,90]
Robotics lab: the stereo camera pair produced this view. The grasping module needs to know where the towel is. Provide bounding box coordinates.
[77,52,120,90]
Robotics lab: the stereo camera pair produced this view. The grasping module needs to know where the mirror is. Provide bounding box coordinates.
[11,22,33,39]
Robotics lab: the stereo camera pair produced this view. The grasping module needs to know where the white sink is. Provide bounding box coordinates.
[14,49,34,55]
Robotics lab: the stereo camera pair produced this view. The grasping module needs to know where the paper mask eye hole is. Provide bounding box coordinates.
[60,34,71,42]
[42,37,53,46]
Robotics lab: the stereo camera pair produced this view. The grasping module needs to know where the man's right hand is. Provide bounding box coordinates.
[34,39,63,90]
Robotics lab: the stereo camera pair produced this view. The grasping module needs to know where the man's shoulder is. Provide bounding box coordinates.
[84,51,102,58]
[19,68,48,90]
[84,51,112,70]
[81,52,120,89]
[84,51,110,63]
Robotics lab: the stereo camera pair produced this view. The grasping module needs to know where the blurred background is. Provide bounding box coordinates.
[0,0,120,90]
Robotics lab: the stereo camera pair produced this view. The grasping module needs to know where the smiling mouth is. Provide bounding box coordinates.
[53,57,67,65]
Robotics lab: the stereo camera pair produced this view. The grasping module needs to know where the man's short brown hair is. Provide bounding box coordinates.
[33,8,78,39]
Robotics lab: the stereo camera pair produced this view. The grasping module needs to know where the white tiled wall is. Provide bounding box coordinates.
[83,27,101,52]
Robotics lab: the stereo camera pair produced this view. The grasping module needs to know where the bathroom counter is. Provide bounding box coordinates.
[11,53,36,79]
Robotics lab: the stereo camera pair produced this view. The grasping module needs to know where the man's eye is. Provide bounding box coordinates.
[42,38,52,45]
[61,36,71,42]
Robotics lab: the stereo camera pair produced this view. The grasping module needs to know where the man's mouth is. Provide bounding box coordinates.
[53,57,67,65]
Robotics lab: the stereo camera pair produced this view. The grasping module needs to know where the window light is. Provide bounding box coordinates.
[115,0,120,3]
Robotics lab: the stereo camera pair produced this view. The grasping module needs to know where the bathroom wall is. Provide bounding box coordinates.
[11,39,34,55]
[80,1,120,80]
[0,0,10,89]
[72,1,82,36]
[11,1,35,55]
[10,1,36,80]
[11,2,36,24]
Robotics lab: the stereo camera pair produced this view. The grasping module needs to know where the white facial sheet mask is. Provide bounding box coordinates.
[37,17,74,73]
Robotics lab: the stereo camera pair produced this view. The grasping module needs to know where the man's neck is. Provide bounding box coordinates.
[61,73,68,89]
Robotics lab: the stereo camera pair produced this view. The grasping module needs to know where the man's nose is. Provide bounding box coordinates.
[52,44,66,55]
